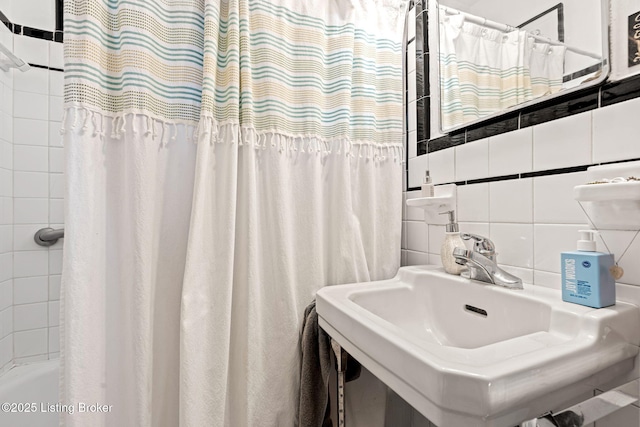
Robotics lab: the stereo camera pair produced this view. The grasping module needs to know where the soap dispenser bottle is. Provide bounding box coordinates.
[439,210,466,275]
[561,230,615,308]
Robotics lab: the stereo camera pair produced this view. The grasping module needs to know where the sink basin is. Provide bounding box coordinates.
[316,266,640,427]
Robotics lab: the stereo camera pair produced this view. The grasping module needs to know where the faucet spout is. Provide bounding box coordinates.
[453,247,523,290]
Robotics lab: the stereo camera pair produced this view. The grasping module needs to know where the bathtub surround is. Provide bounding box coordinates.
[0,3,65,373]
[61,1,406,426]
[0,21,13,373]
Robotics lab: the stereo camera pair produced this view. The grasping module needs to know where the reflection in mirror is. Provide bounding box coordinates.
[437,0,608,132]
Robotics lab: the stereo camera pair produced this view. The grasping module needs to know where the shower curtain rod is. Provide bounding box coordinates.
[439,5,603,60]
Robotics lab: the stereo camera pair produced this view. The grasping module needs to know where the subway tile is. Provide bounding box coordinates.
[49,42,64,70]
[0,168,12,197]
[405,250,429,266]
[489,223,533,268]
[0,255,11,283]
[48,121,62,146]
[49,173,64,198]
[488,127,533,177]
[533,172,588,224]
[48,301,59,327]
[13,198,48,224]
[48,326,59,353]
[14,118,49,146]
[1,82,12,114]
[13,250,48,277]
[0,307,12,339]
[0,197,12,225]
[13,223,48,250]
[455,139,488,181]
[14,354,48,364]
[401,221,406,249]
[408,130,417,160]
[48,275,61,300]
[408,70,416,103]
[14,302,48,331]
[406,221,429,253]
[405,190,425,221]
[0,335,11,367]
[408,155,428,189]
[428,148,455,184]
[408,100,416,132]
[14,276,49,304]
[49,250,63,275]
[489,178,533,223]
[13,172,49,198]
[13,34,49,65]
[457,183,489,222]
[14,144,48,171]
[0,279,12,310]
[13,90,48,120]
[407,41,416,73]
[534,270,561,290]
[14,328,48,357]
[0,225,11,254]
[49,146,63,173]
[533,224,587,273]
[592,97,640,163]
[533,112,592,171]
[48,95,63,121]
[407,9,416,42]
[458,222,490,245]
[14,66,48,94]
[49,199,63,224]
[49,69,64,96]
[0,140,11,169]
[427,253,442,267]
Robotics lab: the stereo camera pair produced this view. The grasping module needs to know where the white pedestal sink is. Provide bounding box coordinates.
[316,266,640,427]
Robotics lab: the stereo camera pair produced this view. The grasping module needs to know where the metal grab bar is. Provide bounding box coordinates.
[34,227,64,247]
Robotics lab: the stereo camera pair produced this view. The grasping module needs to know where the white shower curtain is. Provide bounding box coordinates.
[60,1,405,426]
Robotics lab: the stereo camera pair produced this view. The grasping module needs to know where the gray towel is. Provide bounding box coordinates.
[298,300,333,427]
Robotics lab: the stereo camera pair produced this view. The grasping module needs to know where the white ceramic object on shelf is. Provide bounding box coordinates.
[406,183,457,225]
[316,266,640,427]
[574,161,640,230]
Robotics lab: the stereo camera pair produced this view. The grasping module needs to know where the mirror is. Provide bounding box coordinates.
[436,0,609,132]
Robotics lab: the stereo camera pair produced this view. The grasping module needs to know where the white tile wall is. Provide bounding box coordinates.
[0,23,14,372]
[532,111,592,171]
[0,32,65,368]
[402,96,640,426]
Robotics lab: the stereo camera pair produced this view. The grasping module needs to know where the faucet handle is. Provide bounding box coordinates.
[461,233,496,257]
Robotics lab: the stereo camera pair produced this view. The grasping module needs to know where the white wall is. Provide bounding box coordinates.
[0,0,64,368]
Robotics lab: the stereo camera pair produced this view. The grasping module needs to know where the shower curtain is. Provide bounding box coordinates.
[60,1,405,426]
[439,12,565,129]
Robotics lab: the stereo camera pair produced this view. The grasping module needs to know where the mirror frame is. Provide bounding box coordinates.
[434,0,611,135]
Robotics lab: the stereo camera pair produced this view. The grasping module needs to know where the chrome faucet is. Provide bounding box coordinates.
[452,233,523,290]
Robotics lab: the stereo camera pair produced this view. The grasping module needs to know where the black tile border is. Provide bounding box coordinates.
[0,9,63,44]
[414,72,640,160]
[406,158,640,192]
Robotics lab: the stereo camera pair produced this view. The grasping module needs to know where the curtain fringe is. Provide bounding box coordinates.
[60,107,405,163]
